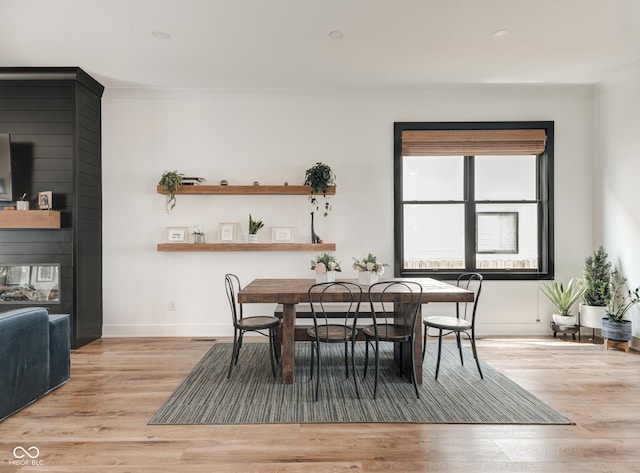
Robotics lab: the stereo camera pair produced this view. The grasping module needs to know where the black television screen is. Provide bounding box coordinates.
[0,134,12,201]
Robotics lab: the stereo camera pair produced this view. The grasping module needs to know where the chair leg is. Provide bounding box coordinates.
[351,338,360,399]
[344,341,349,379]
[227,329,239,379]
[435,329,443,380]
[410,336,420,399]
[373,339,380,400]
[268,328,276,379]
[364,338,370,379]
[235,332,244,365]
[315,342,322,402]
[309,339,315,381]
[470,330,484,379]
[456,332,464,366]
[422,323,428,362]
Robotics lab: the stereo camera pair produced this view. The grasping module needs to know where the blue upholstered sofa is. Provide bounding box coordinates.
[0,307,70,421]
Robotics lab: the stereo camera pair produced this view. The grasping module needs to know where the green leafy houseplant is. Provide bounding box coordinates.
[583,246,612,306]
[304,162,335,217]
[605,270,640,322]
[158,170,183,212]
[248,214,264,235]
[541,279,585,316]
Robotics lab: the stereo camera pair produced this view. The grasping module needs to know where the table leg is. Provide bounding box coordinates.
[281,303,295,384]
[394,302,423,385]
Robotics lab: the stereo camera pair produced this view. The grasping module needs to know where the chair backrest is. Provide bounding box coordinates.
[225,273,243,327]
[307,281,363,333]
[456,272,483,325]
[368,280,423,339]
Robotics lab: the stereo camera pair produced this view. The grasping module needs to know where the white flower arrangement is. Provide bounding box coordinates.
[352,253,387,275]
[310,253,342,273]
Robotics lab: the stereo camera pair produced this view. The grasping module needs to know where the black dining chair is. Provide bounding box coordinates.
[363,280,423,400]
[422,272,483,380]
[225,273,281,379]
[307,281,363,401]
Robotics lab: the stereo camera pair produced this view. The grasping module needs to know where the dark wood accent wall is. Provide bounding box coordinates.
[0,67,104,348]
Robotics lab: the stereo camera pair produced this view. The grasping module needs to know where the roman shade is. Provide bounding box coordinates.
[401,129,547,156]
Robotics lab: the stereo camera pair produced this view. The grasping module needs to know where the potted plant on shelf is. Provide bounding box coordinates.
[601,270,640,344]
[580,246,612,330]
[541,278,585,326]
[304,162,335,217]
[311,252,341,283]
[352,253,388,285]
[192,225,205,244]
[158,170,183,212]
[248,214,264,243]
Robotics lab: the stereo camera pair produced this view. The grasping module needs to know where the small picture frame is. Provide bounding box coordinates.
[38,191,53,210]
[165,226,188,243]
[272,226,293,243]
[36,265,55,282]
[219,223,237,242]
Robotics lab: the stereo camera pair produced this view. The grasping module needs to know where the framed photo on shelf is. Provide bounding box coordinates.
[38,191,53,210]
[271,226,293,243]
[165,226,188,243]
[219,223,237,242]
[36,265,55,282]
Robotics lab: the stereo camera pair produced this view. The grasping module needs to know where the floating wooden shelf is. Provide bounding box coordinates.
[156,185,336,195]
[0,210,61,229]
[157,242,336,252]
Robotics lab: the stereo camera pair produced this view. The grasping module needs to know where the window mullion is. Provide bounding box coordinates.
[464,156,476,270]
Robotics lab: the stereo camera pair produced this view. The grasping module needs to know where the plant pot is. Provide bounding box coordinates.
[552,314,577,326]
[315,271,336,284]
[193,234,205,244]
[16,201,29,211]
[247,234,259,243]
[601,318,632,342]
[579,304,605,329]
[358,271,379,285]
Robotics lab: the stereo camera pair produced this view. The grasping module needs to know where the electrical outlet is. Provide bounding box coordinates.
[168,301,176,311]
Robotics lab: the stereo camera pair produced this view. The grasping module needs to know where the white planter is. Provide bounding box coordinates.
[552,313,577,326]
[315,271,336,284]
[579,304,605,329]
[358,271,378,285]
[247,234,259,243]
[16,201,29,211]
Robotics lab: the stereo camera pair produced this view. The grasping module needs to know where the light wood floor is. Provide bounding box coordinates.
[1,335,639,472]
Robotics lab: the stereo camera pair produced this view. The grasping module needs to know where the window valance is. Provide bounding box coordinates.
[401,129,547,156]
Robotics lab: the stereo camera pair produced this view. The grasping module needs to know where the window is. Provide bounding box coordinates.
[394,121,554,280]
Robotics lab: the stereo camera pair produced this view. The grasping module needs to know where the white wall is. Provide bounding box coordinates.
[594,63,640,349]
[101,85,594,338]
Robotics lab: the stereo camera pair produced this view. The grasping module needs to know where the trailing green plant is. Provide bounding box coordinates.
[582,246,612,306]
[604,270,640,322]
[158,170,183,212]
[248,214,264,235]
[304,162,335,217]
[541,279,585,316]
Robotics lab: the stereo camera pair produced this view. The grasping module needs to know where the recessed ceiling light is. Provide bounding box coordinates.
[329,30,343,40]
[491,29,508,39]
[152,30,171,40]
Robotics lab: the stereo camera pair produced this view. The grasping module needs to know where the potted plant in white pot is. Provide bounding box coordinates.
[311,252,341,283]
[352,253,388,285]
[580,246,612,330]
[541,278,585,326]
[601,270,640,344]
[247,214,264,243]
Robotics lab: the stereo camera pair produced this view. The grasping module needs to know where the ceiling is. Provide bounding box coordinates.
[1,0,639,90]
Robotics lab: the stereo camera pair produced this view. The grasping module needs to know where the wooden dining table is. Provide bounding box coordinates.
[238,278,474,384]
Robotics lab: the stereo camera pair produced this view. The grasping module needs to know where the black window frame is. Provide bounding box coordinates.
[394,121,554,281]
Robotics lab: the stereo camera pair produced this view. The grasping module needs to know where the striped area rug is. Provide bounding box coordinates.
[149,342,571,425]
